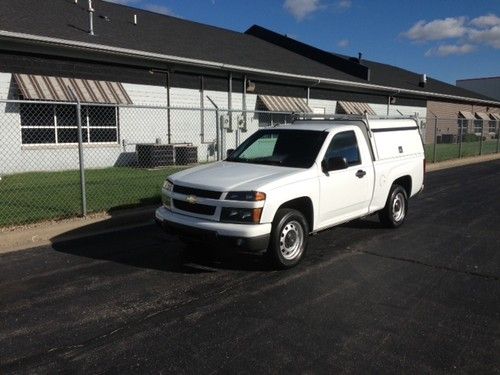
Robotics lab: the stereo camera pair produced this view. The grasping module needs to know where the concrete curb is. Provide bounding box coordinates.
[1,153,499,255]
[0,206,157,255]
[426,152,500,172]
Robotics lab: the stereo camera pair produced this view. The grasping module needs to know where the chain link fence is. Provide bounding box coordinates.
[0,99,295,227]
[1,99,499,227]
[425,116,500,163]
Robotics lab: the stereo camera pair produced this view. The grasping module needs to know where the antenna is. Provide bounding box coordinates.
[88,0,95,36]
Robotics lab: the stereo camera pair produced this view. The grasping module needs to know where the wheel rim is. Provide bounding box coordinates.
[392,192,406,222]
[279,220,304,260]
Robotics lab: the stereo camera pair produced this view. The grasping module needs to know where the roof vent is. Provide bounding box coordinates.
[88,0,95,36]
[358,52,362,63]
[419,73,427,87]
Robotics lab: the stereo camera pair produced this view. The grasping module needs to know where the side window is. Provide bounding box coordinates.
[324,131,361,166]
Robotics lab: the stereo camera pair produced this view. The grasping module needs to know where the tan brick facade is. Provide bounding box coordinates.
[425,101,500,144]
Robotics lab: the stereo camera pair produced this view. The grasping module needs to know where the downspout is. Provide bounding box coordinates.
[149,68,171,143]
[166,71,171,144]
[307,79,321,107]
[242,74,247,132]
[387,90,400,116]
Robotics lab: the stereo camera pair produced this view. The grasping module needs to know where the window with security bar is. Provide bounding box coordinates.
[457,118,468,135]
[20,103,118,145]
[473,119,483,134]
[488,120,497,133]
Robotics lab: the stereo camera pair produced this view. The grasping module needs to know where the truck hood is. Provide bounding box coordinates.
[169,161,308,192]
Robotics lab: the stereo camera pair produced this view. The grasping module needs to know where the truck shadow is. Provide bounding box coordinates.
[51,212,273,273]
[340,216,385,230]
[50,205,381,274]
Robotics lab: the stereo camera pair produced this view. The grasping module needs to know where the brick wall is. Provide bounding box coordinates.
[425,101,500,143]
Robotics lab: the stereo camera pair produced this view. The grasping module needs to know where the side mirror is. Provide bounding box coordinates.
[323,156,348,172]
[226,149,235,158]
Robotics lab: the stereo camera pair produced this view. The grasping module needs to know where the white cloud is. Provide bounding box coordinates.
[337,39,349,48]
[337,0,351,9]
[143,4,176,16]
[403,13,500,56]
[283,0,323,21]
[425,44,476,57]
[404,17,468,41]
[469,25,500,49]
[470,13,500,28]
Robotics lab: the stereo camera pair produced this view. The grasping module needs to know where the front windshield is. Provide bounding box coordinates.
[226,129,327,168]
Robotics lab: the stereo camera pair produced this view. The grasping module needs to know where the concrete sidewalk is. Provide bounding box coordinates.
[1,152,499,255]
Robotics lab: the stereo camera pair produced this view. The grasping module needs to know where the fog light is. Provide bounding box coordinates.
[221,207,263,224]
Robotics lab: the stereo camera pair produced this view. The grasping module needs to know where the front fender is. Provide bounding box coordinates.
[260,177,319,229]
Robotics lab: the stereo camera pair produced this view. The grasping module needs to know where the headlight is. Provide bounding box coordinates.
[162,180,173,208]
[225,191,266,201]
[220,207,263,224]
[163,179,174,191]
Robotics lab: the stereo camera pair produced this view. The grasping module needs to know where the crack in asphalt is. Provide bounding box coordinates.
[352,249,499,281]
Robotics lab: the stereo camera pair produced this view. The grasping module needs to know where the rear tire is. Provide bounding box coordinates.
[379,184,408,228]
[267,209,308,269]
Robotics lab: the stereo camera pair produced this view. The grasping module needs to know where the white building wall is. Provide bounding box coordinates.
[0,71,427,175]
[307,98,337,114]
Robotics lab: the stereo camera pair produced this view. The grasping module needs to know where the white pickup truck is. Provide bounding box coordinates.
[155,117,425,268]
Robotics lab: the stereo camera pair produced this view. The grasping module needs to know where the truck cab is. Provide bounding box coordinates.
[155,116,425,268]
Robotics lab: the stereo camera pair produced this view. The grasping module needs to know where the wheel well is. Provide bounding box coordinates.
[278,197,314,232]
[393,175,412,197]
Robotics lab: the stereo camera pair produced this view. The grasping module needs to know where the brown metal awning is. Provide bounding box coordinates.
[258,95,312,113]
[458,111,475,120]
[475,112,491,120]
[490,113,500,120]
[337,101,376,115]
[14,74,132,104]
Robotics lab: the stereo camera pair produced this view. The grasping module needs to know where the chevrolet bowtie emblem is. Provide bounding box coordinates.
[186,195,197,204]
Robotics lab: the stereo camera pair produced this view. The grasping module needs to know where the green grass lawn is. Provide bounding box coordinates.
[0,166,186,227]
[424,141,499,163]
[1,140,499,227]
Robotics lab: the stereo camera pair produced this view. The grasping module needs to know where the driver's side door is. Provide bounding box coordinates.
[318,130,373,228]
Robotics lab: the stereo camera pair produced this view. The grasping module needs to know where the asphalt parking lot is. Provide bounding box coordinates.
[1,160,499,373]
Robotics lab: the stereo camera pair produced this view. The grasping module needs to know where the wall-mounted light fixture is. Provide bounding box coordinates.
[246,80,256,93]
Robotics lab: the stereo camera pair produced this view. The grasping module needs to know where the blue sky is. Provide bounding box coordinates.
[106,0,500,84]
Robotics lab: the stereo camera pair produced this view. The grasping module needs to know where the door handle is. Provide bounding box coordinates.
[355,170,366,178]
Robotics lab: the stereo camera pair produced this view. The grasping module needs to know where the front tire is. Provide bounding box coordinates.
[267,209,308,269]
[379,185,408,228]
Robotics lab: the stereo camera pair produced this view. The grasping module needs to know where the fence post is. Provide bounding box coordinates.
[76,98,87,216]
[496,120,500,153]
[479,121,484,155]
[458,119,463,158]
[215,108,220,160]
[432,116,438,163]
